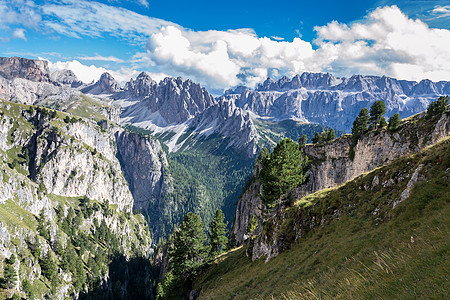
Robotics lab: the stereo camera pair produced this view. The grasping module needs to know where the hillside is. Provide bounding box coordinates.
[194,137,450,299]
[0,100,153,299]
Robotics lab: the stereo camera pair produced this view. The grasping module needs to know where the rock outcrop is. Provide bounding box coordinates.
[115,130,172,212]
[0,56,51,83]
[224,73,450,131]
[232,109,450,250]
[82,72,121,95]
[119,76,215,125]
[50,69,83,88]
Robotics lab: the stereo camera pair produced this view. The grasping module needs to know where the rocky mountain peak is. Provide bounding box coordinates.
[0,56,51,82]
[82,72,121,95]
[124,71,156,98]
[50,69,83,88]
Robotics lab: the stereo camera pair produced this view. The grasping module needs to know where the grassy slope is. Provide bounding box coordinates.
[195,138,450,299]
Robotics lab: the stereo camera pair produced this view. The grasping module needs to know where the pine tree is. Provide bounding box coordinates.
[327,128,335,141]
[169,212,207,281]
[388,113,401,131]
[352,108,369,137]
[208,210,228,258]
[426,96,449,119]
[298,134,307,147]
[2,254,17,289]
[259,138,309,208]
[369,100,386,129]
[311,132,321,144]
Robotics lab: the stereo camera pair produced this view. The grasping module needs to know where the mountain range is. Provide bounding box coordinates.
[0,56,448,298]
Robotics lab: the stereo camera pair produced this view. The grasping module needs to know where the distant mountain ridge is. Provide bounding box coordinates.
[1,56,448,155]
[223,73,450,131]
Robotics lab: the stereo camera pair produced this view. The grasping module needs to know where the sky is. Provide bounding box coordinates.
[1,0,450,92]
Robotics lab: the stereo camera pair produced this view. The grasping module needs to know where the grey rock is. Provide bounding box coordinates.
[0,56,51,82]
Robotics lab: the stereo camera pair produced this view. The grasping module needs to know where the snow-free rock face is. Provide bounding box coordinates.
[50,69,83,88]
[231,109,450,248]
[120,76,215,125]
[115,130,172,211]
[189,99,259,156]
[0,56,51,83]
[82,72,121,95]
[122,72,157,98]
[225,73,450,131]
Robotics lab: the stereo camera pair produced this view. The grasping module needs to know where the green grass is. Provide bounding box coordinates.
[0,199,37,231]
[195,138,450,299]
[66,94,111,122]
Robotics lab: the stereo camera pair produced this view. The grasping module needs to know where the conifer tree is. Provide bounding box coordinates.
[311,132,321,144]
[352,108,369,138]
[208,210,228,258]
[260,138,309,208]
[169,212,207,281]
[298,134,308,147]
[2,254,17,289]
[388,113,401,131]
[426,96,449,119]
[369,100,386,129]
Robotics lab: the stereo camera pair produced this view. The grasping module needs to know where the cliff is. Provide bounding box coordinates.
[0,100,153,299]
[195,136,449,299]
[231,108,450,250]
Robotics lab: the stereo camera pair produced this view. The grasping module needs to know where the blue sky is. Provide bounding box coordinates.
[1,0,450,91]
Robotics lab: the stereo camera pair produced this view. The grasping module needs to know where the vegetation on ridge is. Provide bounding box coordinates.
[195,137,450,299]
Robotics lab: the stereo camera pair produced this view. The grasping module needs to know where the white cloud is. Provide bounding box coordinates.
[432,5,450,18]
[12,28,26,40]
[313,5,450,82]
[46,59,138,84]
[6,2,449,89]
[146,26,315,89]
[77,55,124,63]
[0,0,41,29]
[41,0,176,44]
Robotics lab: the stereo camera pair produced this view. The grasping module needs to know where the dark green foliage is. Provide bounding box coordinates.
[352,108,369,138]
[311,132,322,144]
[156,271,178,300]
[150,135,253,240]
[169,212,208,281]
[327,128,336,141]
[426,96,449,119]
[298,134,308,147]
[36,209,50,241]
[259,138,309,208]
[22,279,33,299]
[1,254,17,289]
[208,210,228,258]
[39,252,57,281]
[388,113,401,132]
[28,237,41,259]
[369,100,386,129]
[350,108,370,160]
[379,116,387,128]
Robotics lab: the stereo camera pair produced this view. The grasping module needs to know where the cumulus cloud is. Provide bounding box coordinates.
[146,26,314,88]
[146,5,450,89]
[46,59,138,84]
[12,28,27,40]
[313,5,450,82]
[4,1,450,89]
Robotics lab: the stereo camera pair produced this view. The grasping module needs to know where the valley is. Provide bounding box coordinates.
[0,56,448,299]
